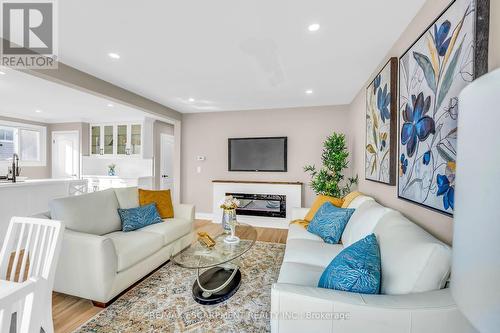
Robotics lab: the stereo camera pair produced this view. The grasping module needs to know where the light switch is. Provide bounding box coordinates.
[196,166,202,173]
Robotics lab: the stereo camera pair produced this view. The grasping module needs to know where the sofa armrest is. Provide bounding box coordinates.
[291,208,310,221]
[271,283,476,333]
[54,229,118,302]
[174,204,195,222]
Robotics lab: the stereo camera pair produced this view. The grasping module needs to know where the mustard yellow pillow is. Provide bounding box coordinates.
[304,195,344,222]
[138,189,174,219]
[290,219,310,229]
[341,191,363,209]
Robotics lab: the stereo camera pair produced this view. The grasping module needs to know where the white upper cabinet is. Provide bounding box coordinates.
[89,120,153,158]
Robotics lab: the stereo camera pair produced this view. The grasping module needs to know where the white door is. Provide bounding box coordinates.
[52,131,79,179]
[160,134,174,190]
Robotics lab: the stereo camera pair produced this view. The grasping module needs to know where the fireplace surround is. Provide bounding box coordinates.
[227,192,286,218]
[212,180,302,229]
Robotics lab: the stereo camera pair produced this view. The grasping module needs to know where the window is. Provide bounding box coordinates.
[0,123,46,166]
[19,129,40,161]
[0,126,16,161]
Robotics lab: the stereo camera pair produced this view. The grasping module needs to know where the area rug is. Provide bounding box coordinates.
[75,241,285,333]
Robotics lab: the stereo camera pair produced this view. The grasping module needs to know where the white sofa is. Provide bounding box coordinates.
[37,187,194,305]
[271,195,476,333]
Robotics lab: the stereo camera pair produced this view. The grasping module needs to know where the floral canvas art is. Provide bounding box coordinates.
[366,58,397,185]
[398,0,489,215]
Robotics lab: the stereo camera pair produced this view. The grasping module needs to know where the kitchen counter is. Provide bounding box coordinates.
[82,175,153,179]
[0,178,87,240]
[0,178,83,188]
[82,175,153,192]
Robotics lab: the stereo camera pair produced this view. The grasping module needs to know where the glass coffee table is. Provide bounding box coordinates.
[171,223,257,305]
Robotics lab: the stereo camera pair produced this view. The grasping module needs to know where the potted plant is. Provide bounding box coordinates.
[108,163,116,176]
[304,133,358,198]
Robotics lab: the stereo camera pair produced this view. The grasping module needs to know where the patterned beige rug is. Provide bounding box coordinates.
[75,241,285,333]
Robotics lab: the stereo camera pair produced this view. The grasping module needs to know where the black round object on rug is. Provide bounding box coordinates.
[192,267,241,305]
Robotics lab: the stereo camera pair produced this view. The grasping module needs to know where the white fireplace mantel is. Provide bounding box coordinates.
[212,180,302,229]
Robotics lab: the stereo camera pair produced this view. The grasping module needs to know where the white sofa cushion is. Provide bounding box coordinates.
[114,187,139,209]
[49,189,121,235]
[341,200,393,247]
[107,230,163,272]
[278,262,325,286]
[374,211,451,295]
[287,223,324,242]
[283,239,343,267]
[346,194,375,209]
[139,218,193,246]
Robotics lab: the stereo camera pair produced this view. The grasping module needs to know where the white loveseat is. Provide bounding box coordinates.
[37,187,194,305]
[271,195,476,333]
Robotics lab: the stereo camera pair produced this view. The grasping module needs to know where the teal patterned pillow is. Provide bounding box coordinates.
[318,233,381,294]
[307,202,354,244]
[118,203,163,232]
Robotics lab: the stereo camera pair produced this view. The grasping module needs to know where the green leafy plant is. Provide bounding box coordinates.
[304,133,358,198]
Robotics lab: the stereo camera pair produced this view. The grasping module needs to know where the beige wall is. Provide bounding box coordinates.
[489,0,500,70]
[348,0,500,244]
[181,105,351,213]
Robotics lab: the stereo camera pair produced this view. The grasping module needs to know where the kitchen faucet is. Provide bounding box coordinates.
[12,153,19,183]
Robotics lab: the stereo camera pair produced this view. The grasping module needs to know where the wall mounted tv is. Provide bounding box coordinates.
[228,137,287,172]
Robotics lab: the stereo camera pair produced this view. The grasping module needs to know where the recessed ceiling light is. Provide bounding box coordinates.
[308,23,320,32]
[188,98,195,102]
[107,103,114,107]
[108,52,120,59]
[305,89,314,95]
[35,109,42,113]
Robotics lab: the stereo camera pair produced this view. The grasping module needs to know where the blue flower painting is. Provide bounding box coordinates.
[398,0,481,215]
[366,58,397,185]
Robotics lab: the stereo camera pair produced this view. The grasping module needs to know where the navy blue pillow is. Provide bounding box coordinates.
[118,203,163,232]
[307,202,355,244]
[318,233,381,294]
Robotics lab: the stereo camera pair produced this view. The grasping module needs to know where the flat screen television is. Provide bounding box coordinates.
[228,137,287,172]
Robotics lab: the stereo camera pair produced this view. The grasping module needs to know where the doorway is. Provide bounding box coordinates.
[160,133,174,191]
[52,131,80,179]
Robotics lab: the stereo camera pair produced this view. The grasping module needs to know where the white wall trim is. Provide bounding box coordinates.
[173,119,181,204]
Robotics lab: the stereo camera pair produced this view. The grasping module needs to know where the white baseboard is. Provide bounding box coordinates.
[195,212,214,221]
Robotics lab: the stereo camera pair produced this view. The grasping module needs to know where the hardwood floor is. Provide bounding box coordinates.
[52,220,288,333]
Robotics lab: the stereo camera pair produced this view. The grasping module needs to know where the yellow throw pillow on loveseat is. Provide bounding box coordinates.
[341,191,363,209]
[138,189,174,219]
[304,195,344,222]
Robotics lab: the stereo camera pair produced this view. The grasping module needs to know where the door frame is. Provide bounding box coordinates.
[51,130,80,179]
[160,132,175,191]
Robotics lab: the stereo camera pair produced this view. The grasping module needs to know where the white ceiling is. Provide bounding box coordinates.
[57,0,426,113]
[0,67,149,123]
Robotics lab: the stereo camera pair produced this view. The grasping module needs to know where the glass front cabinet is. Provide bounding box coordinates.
[90,123,143,157]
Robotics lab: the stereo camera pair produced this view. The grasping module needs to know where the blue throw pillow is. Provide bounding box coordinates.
[318,233,381,294]
[118,203,163,232]
[307,202,354,244]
